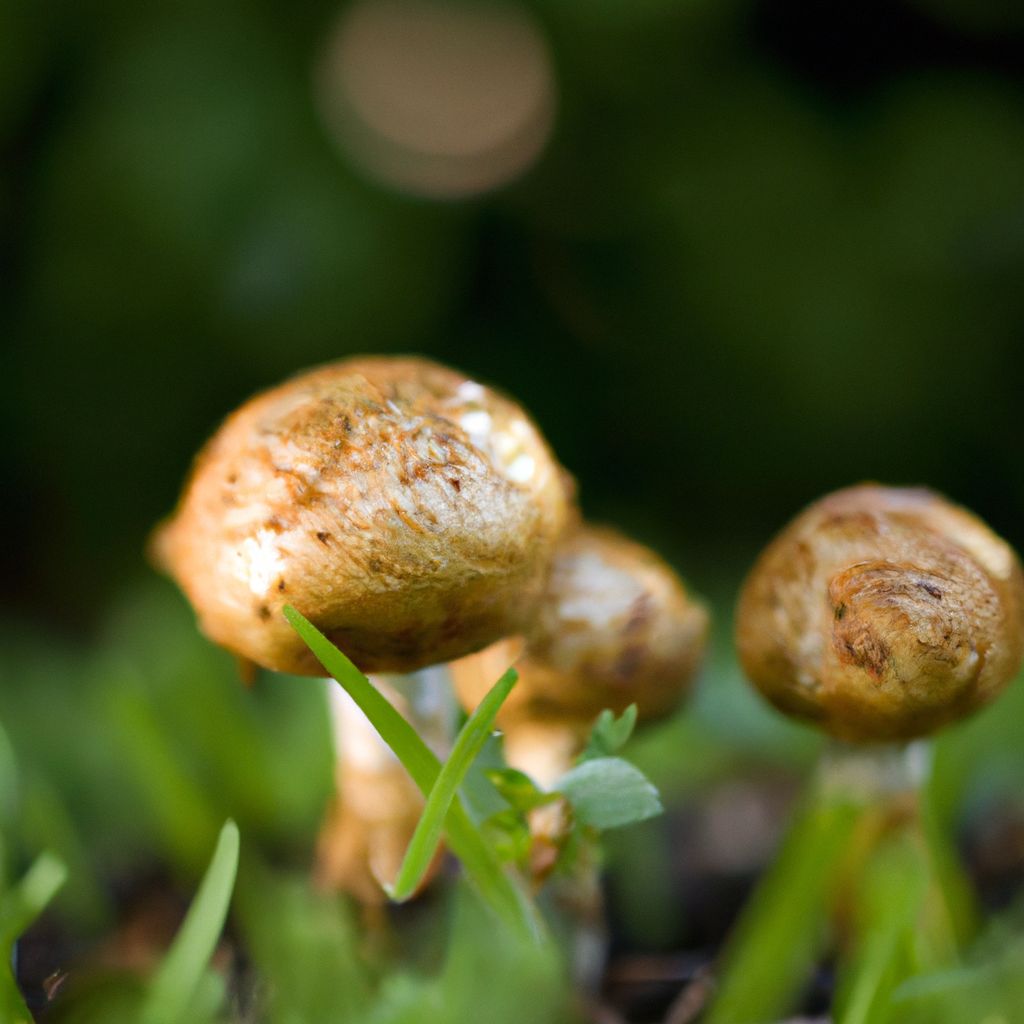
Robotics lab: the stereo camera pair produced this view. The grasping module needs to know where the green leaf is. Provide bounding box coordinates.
[556,756,662,830]
[579,704,639,762]
[387,667,518,901]
[481,809,534,868]
[140,819,240,1024]
[282,606,543,942]
[486,768,560,814]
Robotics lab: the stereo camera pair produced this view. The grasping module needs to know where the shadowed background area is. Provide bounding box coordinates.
[3,0,1024,1018]
[5,0,1024,630]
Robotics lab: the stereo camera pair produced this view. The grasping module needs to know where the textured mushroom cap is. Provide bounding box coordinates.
[152,356,575,675]
[451,525,710,731]
[736,484,1024,742]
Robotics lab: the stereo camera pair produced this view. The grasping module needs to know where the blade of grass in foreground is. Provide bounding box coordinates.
[388,667,518,902]
[283,605,543,942]
[0,852,67,1024]
[141,819,240,1024]
[0,852,68,947]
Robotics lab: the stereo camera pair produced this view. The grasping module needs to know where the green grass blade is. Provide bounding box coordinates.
[235,860,372,1024]
[283,608,438,786]
[140,819,240,1024]
[836,810,965,1024]
[706,792,864,1024]
[283,606,543,942]
[0,852,68,945]
[919,788,977,951]
[388,668,518,902]
[835,832,927,1024]
[0,851,67,1024]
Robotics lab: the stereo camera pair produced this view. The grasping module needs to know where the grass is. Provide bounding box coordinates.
[386,666,519,902]
[1,852,67,1023]
[140,820,239,1024]
[2,583,1024,1021]
[282,605,543,941]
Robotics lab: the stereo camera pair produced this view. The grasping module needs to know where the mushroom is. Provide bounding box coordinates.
[709,483,1024,1024]
[153,355,574,677]
[450,523,707,990]
[452,524,710,787]
[736,483,1024,743]
[152,355,576,899]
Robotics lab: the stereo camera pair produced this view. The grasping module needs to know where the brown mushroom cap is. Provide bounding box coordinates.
[736,484,1024,743]
[152,356,576,675]
[451,524,710,736]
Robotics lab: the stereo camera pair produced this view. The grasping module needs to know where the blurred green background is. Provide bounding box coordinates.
[5,0,1024,629]
[3,0,1024,1018]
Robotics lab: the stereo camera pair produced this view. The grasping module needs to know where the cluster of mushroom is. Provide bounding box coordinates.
[153,354,1024,911]
[151,350,1024,1024]
[153,356,710,899]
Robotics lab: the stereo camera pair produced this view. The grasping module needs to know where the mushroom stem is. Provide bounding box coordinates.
[502,719,583,791]
[316,667,455,901]
[498,717,609,991]
[543,843,608,997]
[707,738,971,1024]
[818,738,931,803]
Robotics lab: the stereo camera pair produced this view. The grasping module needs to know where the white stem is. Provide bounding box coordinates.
[318,667,456,898]
[325,664,456,767]
[502,718,609,993]
[818,738,931,802]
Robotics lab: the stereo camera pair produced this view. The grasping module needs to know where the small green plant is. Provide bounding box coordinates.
[386,666,518,902]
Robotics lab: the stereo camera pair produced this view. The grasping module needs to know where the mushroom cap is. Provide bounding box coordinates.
[736,484,1024,743]
[451,524,710,732]
[152,356,576,675]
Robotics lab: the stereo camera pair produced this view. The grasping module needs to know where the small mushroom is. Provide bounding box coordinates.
[152,355,576,899]
[736,483,1024,743]
[451,524,710,786]
[451,523,707,990]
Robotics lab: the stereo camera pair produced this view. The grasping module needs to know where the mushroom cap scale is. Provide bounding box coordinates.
[152,356,575,675]
[736,484,1024,742]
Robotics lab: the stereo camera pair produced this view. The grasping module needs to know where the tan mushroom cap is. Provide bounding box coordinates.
[736,484,1024,743]
[451,524,710,737]
[152,356,576,675]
